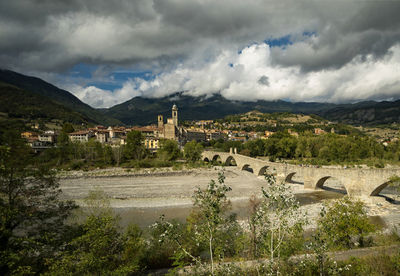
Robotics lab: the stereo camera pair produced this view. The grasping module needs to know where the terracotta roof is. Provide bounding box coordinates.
[131,126,157,132]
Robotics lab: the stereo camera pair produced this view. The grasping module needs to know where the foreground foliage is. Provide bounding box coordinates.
[0,131,77,275]
[0,131,397,275]
[317,196,375,249]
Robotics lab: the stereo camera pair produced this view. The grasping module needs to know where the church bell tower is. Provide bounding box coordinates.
[172,104,178,127]
[158,115,164,128]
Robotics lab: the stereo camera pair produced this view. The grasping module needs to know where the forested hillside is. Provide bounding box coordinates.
[0,69,121,125]
[0,82,88,124]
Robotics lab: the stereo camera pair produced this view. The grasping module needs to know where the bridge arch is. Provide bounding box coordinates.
[316,176,331,189]
[370,181,391,196]
[242,164,254,173]
[212,154,221,161]
[257,166,269,176]
[203,157,210,162]
[316,176,348,194]
[211,155,223,164]
[225,156,237,166]
[285,172,297,183]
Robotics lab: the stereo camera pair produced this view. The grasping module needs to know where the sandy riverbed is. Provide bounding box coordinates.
[59,166,400,229]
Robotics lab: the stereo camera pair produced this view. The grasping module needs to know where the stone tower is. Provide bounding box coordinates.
[172,104,178,127]
[158,115,164,129]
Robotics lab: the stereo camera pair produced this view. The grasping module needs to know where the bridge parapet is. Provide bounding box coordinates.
[201,150,400,198]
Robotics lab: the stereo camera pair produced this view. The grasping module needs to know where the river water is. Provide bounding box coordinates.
[113,190,344,229]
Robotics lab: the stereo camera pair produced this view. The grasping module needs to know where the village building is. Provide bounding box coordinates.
[30,140,53,153]
[69,130,95,142]
[38,130,57,143]
[108,126,126,139]
[263,130,275,139]
[21,131,38,139]
[95,130,109,143]
[185,129,207,142]
[314,128,326,135]
[288,129,299,137]
[230,136,247,142]
[196,120,214,128]
[247,131,259,140]
[144,137,160,152]
[205,129,225,141]
[131,125,161,151]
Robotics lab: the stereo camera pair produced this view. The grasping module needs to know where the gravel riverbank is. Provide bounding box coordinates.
[59,166,400,230]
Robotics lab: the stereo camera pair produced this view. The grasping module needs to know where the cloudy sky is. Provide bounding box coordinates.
[1,0,400,108]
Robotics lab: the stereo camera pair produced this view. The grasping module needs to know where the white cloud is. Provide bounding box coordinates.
[69,41,400,107]
[66,79,143,108]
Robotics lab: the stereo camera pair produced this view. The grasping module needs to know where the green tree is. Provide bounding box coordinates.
[244,139,265,157]
[158,139,180,161]
[0,130,77,274]
[47,191,144,275]
[251,173,306,273]
[124,130,146,160]
[103,145,114,165]
[155,172,240,274]
[184,140,204,162]
[57,131,70,146]
[316,196,375,249]
[55,130,71,165]
[61,122,75,134]
[85,138,103,162]
[47,215,136,275]
[150,216,201,269]
[191,172,232,274]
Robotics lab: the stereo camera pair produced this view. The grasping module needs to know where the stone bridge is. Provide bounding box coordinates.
[201,150,400,197]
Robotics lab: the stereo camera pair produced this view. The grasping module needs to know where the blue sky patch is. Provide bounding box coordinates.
[66,63,155,92]
[264,35,292,48]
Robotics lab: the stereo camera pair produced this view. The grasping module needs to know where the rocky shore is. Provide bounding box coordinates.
[57,167,198,179]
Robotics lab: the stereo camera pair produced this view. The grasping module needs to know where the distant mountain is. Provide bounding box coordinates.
[321,100,400,126]
[0,69,121,125]
[102,92,336,125]
[103,92,400,126]
[2,69,400,127]
[0,81,87,123]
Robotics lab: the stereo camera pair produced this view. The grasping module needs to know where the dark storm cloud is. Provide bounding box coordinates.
[1,0,400,107]
[0,0,317,72]
[1,0,400,73]
[270,1,400,72]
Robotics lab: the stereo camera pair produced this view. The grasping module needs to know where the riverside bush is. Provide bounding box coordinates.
[316,196,375,249]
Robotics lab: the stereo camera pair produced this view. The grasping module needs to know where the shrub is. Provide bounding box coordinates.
[316,196,375,249]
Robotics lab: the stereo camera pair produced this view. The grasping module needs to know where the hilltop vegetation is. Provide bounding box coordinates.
[102,92,337,125]
[0,69,121,126]
[104,91,400,127]
[323,100,400,126]
[0,82,88,124]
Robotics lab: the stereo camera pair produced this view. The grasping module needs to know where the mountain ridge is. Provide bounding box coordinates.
[0,69,121,125]
[0,81,89,124]
[2,69,400,127]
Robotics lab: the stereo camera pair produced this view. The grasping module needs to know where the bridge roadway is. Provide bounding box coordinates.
[201,150,400,197]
